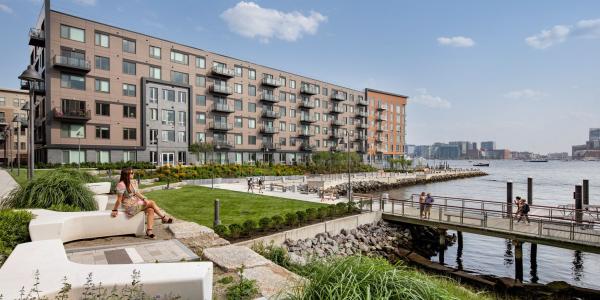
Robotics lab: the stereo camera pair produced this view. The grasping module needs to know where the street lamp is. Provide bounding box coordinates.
[345,130,353,202]
[77,130,84,169]
[18,65,42,181]
[12,116,21,176]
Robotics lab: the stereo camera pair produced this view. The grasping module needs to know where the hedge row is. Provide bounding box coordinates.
[35,161,155,170]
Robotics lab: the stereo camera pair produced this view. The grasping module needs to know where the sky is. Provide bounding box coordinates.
[0,0,599,154]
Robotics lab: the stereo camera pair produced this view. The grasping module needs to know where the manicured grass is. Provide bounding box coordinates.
[146,186,326,227]
[6,168,54,186]
[139,180,170,189]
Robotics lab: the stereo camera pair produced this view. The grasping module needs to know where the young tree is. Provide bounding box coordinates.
[188,141,214,165]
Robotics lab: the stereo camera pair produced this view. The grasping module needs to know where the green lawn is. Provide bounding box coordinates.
[6,168,55,186]
[146,186,326,227]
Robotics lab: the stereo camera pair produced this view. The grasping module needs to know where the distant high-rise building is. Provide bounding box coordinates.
[572,128,600,160]
[449,141,469,157]
[590,128,600,142]
[481,141,496,151]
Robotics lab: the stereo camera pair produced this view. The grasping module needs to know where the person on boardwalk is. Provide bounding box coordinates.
[514,196,523,219]
[419,192,426,218]
[247,177,254,193]
[424,193,434,219]
[111,168,173,239]
[517,198,531,224]
[258,178,264,194]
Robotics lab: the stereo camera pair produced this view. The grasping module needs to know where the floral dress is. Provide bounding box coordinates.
[116,181,147,217]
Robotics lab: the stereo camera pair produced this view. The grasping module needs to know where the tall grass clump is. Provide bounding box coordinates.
[288,256,490,300]
[1,169,97,211]
[0,210,32,266]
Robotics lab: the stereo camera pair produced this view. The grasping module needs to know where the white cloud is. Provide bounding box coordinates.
[72,0,96,6]
[504,89,546,100]
[220,1,327,43]
[437,36,475,48]
[0,4,13,14]
[526,18,600,49]
[411,88,451,109]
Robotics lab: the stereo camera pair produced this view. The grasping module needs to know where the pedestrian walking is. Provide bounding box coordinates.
[247,177,254,193]
[419,192,426,218]
[424,193,434,219]
[517,198,531,224]
[514,196,523,219]
[258,178,264,194]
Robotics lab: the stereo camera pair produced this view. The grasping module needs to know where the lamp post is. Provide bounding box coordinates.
[18,65,42,181]
[346,130,353,202]
[13,116,20,176]
[77,130,84,170]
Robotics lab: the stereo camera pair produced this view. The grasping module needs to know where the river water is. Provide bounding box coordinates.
[385,160,600,289]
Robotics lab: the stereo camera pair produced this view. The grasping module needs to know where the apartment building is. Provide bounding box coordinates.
[0,88,30,165]
[27,0,407,165]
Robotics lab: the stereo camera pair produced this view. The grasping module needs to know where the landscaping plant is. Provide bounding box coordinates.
[0,210,32,266]
[226,266,259,300]
[242,220,258,236]
[214,224,229,237]
[296,211,307,224]
[285,212,298,227]
[271,215,284,230]
[258,217,271,231]
[228,224,242,239]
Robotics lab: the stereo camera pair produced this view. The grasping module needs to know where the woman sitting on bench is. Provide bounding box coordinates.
[111,167,173,238]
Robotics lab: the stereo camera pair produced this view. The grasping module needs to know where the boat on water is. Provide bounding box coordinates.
[473,162,490,167]
[527,159,548,162]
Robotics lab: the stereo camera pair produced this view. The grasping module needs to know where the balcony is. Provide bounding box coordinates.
[357,99,369,106]
[53,55,90,73]
[330,106,344,114]
[356,123,368,129]
[376,125,385,132]
[299,115,316,123]
[376,114,387,121]
[331,119,344,127]
[20,80,45,95]
[297,129,315,137]
[300,85,318,95]
[300,143,316,152]
[356,111,368,118]
[356,145,367,153]
[29,28,45,47]
[214,140,234,150]
[298,100,315,109]
[209,84,233,95]
[259,93,280,103]
[208,122,233,131]
[329,132,345,140]
[259,126,279,135]
[261,110,279,119]
[376,103,388,111]
[355,134,367,141]
[212,103,235,113]
[52,107,91,123]
[329,146,343,152]
[262,142,281,151]
[376,147,385,153]
[211,66,235,77]
[375,136,387,143]
[261,77,282,87]
[0,118,7,127]
[331,93,346,101]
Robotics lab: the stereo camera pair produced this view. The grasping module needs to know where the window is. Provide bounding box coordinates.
[123,128,136,140]
[235,134,242,145]
[196,56,205,68]
[122,39,136,53]
[196,112,206,124]
[248,85,256,96]
[195,75,205,87]
[196,95,206,106]
[171,71,189,84]
[178,111,186,126]
[289,94,296,103]
[95,102,110,116]
[122,84,136,97]
[60,25,85,42]
[280,137,286,146]
[234,83,242,94]
[280,107,287,117]
[95,56,110,70]
[146,66,161,80]
[123,105,136,118]
[248,136,256,145]
[235,65,243,77]
[248,69,256,80]
[177,131,186,143]
[279,76,286,87]
[95,79,110,93]
[162,110,175,125]
[235,117,242,128]
[323,87,328,96]
[290,109,295,118]
[97,151,110,163]
[150,108,158,120]
[122,61,136,75]
[95,125,110,139]
[279,92,286,102]
[248,102,256,112]
[123,151,136,162]
[177,91,187,103]
[289,79,296,89]
[60,123,85,138]
[149,87,158,103]
[162,130,175,142]
[149,129,158,144]
[289,123,296,132]
[234,100,242,111]
[0,97,5,106]
[95,32,109,47]
[170,50,189,65]
[61,73,85,90]
[63,150,86,164]
[149,46,161,59]
[248,118,256,129]
[195,132,205,143]
[163,89,175,101]
[279,121,286,131]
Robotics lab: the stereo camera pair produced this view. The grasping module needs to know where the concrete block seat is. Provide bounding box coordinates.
[0,239,213,299]
[28,209,145,243]
[85,182,112,211]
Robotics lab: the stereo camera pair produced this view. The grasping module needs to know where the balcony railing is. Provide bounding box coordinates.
[262,142,281,151]
[299,100,315,109]
[259,126,279,134]
[331,106,344,114]
[52,107,91,122]
[330,132,345,139]
[299,115,316,123]
[261,77,282,87]
[376,114,387,121]
[300,85,318,95]
[212,103,235,113]
[209,84,233,95]
[208,122,233,131]
[357,99,369,106]
[356,123,368,129]
[0,118,7,125]
[29,28,45,47]
[297,129,315,137]
[331,93,346,101]
[356,111,368,118]
[376,125,385,132]
[376,103,388,111]
[375,136,387,143]
[355,134,367,140]
[214,140,234,149]
[331,119,344,126]
[261,110,279,119]
[300,143,316,152]
[259,93,280,103]
[20,80,45,94]
[53,55,91,72]
[211,66,235,77]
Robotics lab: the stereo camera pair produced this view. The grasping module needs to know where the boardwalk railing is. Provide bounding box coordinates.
[352,193,600,245]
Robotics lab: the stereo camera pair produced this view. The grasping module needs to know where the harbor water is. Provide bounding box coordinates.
[386,160,600,289]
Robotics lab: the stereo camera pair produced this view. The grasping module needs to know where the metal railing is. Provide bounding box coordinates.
[209,84,233,94]
[300,85,318,94]
[211,66,235,77]
[262,77,282,87]
[212,103,234,113]
[53,55,91,70]
[260,93,279,102]
[208,122,233,131]
[331,93,346,101]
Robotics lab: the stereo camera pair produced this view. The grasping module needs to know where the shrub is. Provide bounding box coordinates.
[226,266,259,300]
[48,203,82,212]
[326,205,336,218]
[347,201,359,213]
[258,217,271,231]
[271,215,284,230]
[0,210,33,266]
[252,241,291,268]
[1,169,97,211]
[285,212,298,227]
[317,207,328,220]
[242,220,257,236]
[296,210,307,224]
[214,224,229,237]
[305,208,317,221]
[229,223,243,239]
[335,202,348,216]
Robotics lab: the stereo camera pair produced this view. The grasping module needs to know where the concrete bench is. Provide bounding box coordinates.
[0,239,213,299]
[270,183,286,192]
[445,211,486,226]
[85,182,112,211]
[28,209,145,243]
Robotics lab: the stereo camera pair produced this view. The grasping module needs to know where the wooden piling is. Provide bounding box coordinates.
[583,179,589,206]
[530,243,538,283]
[507,181,513,218]
[439,229,447,265]
[527,177,533,205]
[575,185,583,224]
[514,240,523,282]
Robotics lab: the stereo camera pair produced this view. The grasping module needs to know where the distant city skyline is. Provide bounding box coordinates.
[0,0,598,153]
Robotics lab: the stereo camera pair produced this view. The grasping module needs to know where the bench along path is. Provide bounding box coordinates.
[356,194,600,254]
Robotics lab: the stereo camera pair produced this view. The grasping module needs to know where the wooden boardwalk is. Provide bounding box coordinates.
[356,194,600,254]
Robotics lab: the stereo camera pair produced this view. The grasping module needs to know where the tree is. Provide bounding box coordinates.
[188,141,214,165]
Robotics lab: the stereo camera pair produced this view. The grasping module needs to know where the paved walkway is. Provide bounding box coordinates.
[67,239,199,264]
[0,169,19,200]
